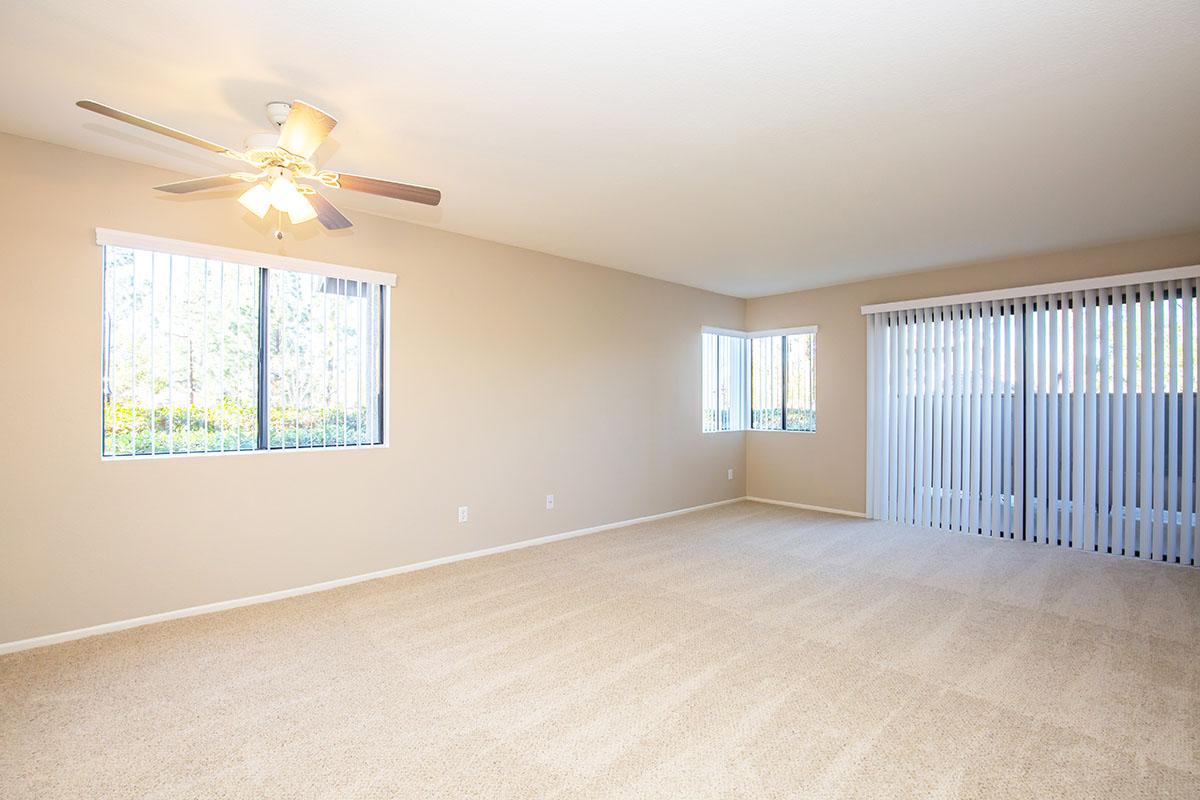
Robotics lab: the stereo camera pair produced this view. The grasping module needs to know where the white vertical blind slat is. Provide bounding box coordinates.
[984,303,1003,534]
[889,310,901,523]
[1139,282,1154,558]
[1018,298,1032,540]
[1182,279,1196,564]
[1124,290,1139,557]
[931,308,944,530]
[967,303,981,534]
[868,311,878,513]
[1001,302,1012,535]
[904,310,917,525]
[992,304,1003,534]
[997,300,1008,534]
[1082,289,1098,550]
[1072,290,1087,549]
[1166,280,1180,563]
[878,315,889,518]
[1047,295,1061,545]
[897,311,909,523]
[923,308,936,527]
[1096,289,1111,553]
[921,309,931,527]
[1108,293,1118,556]
[1151,281,1166,558]
[980,301,994,535]
[950,304,964,531]
[1065,293,1075,544]
[866,316,876,515]
[1036,297,1049,543]
[992,301,1005,535]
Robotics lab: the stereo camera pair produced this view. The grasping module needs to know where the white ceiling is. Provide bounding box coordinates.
[1,1,1198,297]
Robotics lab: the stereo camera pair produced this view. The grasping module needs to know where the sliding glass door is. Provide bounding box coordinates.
[867,276,1198,565]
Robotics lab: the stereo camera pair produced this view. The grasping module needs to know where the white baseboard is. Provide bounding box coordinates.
[744,496,866,518]
[0,496,746,656]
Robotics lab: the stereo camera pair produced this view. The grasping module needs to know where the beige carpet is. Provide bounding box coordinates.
[2,501,1198,799]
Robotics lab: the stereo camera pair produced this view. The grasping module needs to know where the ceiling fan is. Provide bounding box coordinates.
[76,99,441,236]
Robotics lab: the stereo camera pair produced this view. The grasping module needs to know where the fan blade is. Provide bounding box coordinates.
[277,101,337,159]
[154,175,246,194]
[334,173,441,206]
[76,100,239,156]
[308,191,354,230]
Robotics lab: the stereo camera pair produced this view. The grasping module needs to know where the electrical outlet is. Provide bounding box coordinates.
[457,506,469,523]
[728,468,734,480]
[546,494,555,510]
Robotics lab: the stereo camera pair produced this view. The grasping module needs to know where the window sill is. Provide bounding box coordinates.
[701,428,818,434]
[100,442,389,462]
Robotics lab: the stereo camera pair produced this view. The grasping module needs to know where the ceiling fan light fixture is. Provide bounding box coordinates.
[268,175,303,212]
[76,98,443,237]
[238,183,272,218]
[287,197,318,224]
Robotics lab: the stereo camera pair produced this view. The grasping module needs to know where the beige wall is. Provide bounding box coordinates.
[744,231,1200,513]
[5,129,1197,646]
[0,134,746,644]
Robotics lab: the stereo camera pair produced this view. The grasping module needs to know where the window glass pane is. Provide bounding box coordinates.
[702,332,718,431]
[701,332,748,432]
[267,272,383,448]
[718,334,734,430]
[102,247,259,456]
[751,335,784,430]
[785,332,816,431]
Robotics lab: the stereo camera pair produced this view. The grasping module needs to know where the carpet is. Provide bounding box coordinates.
[2,501,1197,798]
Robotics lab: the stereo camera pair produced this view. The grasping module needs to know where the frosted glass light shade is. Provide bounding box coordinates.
[288,197,318,224]
[269,176,304,212]
[238,184,272,218]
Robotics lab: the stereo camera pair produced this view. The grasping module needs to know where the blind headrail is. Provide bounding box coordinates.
[859,264,1200,316]
[94,228,397,287]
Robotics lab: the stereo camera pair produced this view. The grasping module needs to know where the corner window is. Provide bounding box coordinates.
[701,326,816,433]
[101,243,387,457]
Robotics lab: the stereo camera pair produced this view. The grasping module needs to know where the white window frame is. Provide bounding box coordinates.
[701,324,818,434]
[701,326,750,432]
[96,229,393,459]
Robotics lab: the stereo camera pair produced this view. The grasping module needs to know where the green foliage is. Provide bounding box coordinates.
[266,405,377,449]
[103,401,377,455]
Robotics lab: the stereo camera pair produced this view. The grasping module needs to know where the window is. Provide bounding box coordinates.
[751,329,817,432]
[265,272,384,449]
[701,326,816,433]
[702,329,749,432]
[100,236,388,458]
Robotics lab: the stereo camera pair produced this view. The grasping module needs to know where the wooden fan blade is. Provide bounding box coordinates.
[154,175,246,194]
[277,101,337,159]
[334,173,441,206]
[76,100,239,156]
[307,191,354,230]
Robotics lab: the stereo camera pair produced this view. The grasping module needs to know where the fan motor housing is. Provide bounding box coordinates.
[265,101,292,127]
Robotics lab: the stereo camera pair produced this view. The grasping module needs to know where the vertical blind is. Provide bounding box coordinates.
[866,275,1198,565]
